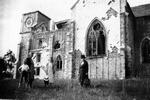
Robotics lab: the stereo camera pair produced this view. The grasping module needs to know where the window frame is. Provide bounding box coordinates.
[86,19,106,58]
[36,53,41,63]
[141,38,150,63]
[56,55,62,71]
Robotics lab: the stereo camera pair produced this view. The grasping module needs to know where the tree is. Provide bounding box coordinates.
[3,50,16,76]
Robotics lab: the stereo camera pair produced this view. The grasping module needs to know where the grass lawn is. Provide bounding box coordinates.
[0,78,150,100]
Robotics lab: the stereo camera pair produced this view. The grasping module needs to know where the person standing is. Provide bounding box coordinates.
[18,60,29,88]
[41,50,54,84]
[43,75,49,87]
[79,55,90,87]
[48,58,54,84]
[24,53,34,88]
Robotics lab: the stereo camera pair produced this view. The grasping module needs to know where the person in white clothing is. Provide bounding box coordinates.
[47,61,54,84]
[18,60,29,88]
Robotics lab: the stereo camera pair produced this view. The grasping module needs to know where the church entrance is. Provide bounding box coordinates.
[53,55,63,79]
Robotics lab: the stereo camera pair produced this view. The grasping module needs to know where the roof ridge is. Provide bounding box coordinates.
[131,3,150,17]
[71,0,80,10]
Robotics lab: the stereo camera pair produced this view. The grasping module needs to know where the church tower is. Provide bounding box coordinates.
[19,11,51,70]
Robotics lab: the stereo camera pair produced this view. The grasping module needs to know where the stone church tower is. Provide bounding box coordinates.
[18,11,52,79]
[19,11,51,63]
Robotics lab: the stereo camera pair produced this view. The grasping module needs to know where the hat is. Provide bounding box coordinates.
[81,55,86,59]
[45,75,49,78]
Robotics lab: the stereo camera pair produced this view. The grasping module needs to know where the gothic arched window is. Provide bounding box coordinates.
[56,55,62,70]
[38,38,43,48]
[141,38,150,63]
[87,19,106,57]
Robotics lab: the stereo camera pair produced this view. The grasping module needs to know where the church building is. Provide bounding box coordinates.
[17,0,150,80]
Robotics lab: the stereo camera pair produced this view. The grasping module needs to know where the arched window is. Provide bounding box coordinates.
[141,38,150,63]
[56,55,62,70]
[38,38,43,48]
[87,19,106,57]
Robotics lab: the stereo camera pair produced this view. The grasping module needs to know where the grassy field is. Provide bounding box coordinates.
[0,78,150,100]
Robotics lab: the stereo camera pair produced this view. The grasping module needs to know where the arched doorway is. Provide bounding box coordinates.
[56,55,62,70]
[54,55,63,79]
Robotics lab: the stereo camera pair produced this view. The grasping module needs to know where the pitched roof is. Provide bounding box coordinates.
[132,4,150,17]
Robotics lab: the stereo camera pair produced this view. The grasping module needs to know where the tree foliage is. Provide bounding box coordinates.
[0,50,16,79]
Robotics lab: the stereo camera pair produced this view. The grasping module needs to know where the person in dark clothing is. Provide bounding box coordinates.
[79,55,90,87]
[24,53,34,88]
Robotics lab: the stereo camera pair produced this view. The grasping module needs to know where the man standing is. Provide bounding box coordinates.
[24,53,34,88]
[79,55,90,87]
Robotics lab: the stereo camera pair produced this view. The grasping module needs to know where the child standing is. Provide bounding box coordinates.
[18,60,29,88]
[44,75,49,87]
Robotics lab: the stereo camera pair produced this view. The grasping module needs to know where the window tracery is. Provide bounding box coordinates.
[87,19,106,57]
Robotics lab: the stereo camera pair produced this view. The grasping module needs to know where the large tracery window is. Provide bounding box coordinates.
[87,19,106,57]
[141,38,150,63]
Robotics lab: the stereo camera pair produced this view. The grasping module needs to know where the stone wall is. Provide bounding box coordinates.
[119,1,136,78]
[21,12,37,33]
[134,16,150,77]
[73,49,82,79]
[37,12,50,30]
[32,32,50,50]
[87,47,125,80]
[73,47,125,80]
[20,33,32,64]
[71,0,125,79]
[52,22,75,79]
[125,3,136,78]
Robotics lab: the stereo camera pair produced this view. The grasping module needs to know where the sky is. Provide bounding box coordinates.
[0,0,150,57]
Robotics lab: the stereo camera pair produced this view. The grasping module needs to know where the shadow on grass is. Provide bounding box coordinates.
[0,79,18,99]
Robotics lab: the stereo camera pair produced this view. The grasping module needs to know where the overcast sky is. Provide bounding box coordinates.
[0,0,150,57]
